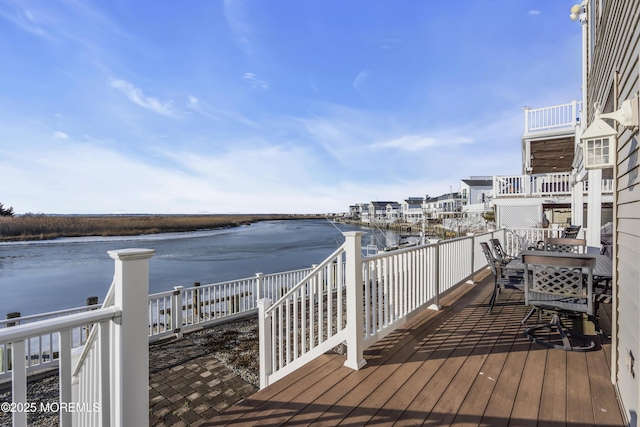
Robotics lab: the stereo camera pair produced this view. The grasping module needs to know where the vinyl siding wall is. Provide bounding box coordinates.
[587,1,640,423]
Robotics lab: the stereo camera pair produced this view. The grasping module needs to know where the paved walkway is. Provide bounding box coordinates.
[149,336,258,427]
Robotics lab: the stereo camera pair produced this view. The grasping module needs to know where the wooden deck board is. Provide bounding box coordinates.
[206,271,626,427]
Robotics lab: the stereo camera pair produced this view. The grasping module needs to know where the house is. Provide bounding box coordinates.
[366,201,398,224]
[401,197,424,223]
[385,202,402,223]
[347,203,366,220]
[491,100,615,230]
[577,0,639,423]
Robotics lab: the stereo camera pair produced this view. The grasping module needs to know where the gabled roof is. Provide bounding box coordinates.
[370,201,397,207]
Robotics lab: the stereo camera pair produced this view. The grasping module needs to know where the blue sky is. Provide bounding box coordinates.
[0,0,582,214]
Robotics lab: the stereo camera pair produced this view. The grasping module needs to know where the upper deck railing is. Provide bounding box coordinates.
[524,100,582,135]
[493,172,614,198]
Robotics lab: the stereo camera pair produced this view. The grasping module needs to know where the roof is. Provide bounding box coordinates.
[370,201,398,207]
[404,198,423,205]
[461,179,493,186]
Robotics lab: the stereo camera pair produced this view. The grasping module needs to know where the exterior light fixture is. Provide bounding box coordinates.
[580,98,639,169]
[570,1,587,21]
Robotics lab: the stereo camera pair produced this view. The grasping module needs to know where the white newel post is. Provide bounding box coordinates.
[428,239,441,311]
[11,340,27,427]
[255,273,264,301]
[173,286,184,339]
[258,298,273,389]
[343,231,366,371]
[108,248,155,427]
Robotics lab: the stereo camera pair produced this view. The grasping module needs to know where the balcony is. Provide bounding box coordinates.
[493,172,614,198]
[523,101,582,138]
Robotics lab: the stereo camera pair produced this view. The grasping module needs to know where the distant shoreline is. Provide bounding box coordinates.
[0,214,329,242]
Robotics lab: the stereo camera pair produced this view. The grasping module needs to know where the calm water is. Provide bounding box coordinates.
[0,220,403,317]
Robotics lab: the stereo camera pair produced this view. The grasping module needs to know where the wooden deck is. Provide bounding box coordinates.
[204,270,625,427]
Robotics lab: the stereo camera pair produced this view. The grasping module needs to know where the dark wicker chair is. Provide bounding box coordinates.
[480,242,524,313]
[489,238,513,265]
[561,225,582,238]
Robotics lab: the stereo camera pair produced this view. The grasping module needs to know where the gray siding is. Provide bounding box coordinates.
[587,0,640,422]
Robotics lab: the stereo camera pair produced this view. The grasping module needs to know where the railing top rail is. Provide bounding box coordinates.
[364,231,490,261]
[0,306,121,346]
[262,266,314,278]
[149,289,179,299]
[525,100,581,113]
[495,172,571,179]
[264,242,346,315]
[0,304,100,327]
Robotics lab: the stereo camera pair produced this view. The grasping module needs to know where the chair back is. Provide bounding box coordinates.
[561,225,581,238]
[522,254,595,315]
[489,238,509,263]
[543,237,587,253]
[480,242,498,276]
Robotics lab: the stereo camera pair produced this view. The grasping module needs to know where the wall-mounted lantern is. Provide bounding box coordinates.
[580,98,638,169]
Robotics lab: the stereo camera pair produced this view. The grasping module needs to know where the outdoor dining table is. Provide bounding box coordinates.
[504,250,613,279]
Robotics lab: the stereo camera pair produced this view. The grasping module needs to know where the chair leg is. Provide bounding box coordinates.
[488,287,497,313]
[524,314,596,351]
[521,307,536,325]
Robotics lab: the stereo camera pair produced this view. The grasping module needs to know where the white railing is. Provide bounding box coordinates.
[586,178,615,194]
[494,173,615,198]
[524,100,582,134]
[258,230,506,388]
[1,264,329,384]
[0,248,154,427]
[0,305,102,382]
[493,172,572,197]
[502,227,586,256]
[257,244,349,388]
[147,266,315,342]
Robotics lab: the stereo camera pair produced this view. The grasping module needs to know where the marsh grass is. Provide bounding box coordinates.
[0,214,322,241]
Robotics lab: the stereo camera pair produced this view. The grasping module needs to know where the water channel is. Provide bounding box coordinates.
[0,220,406,317]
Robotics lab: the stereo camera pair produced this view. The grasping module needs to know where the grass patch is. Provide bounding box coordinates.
[0,214,324,241]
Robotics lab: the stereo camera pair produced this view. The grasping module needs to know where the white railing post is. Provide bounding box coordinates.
[343,231,366,371]
[108,248,155,427]
[523,106,530,133]
[428,239,441,310]
[255,273,264,300]
[11,340,27,427]
[469,234,476,281]
[524,175,531,196]
[58,329,73,426]
[258,298,272,389]
[172,286,184,339]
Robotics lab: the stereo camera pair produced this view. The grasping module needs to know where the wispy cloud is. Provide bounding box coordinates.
[54,131,68,139]
[111,79,178,117]
[0,4,54,40]
[373,135,473,151]
[187,95,220,121]
[187,94,257,127]
[529,10,541,16]
[242,73,269,89]
[224,0,253,54]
